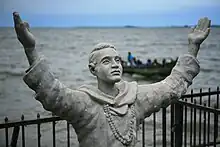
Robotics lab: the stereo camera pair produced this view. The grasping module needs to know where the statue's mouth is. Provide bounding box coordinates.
[111,70,121,75]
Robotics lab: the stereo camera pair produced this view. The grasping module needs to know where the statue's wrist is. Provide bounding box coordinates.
[188,43,200,48]
[24,47,39,66]
[188,43,200,57]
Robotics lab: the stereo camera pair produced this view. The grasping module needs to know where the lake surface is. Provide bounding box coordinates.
[0,27,220,146]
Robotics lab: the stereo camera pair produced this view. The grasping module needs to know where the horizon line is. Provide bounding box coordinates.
[1,25,220,28]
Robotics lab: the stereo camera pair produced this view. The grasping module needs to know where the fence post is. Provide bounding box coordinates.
[162,108,166,147]
[142,119,145,147]
[174,102,183,147]
[170,103,174,147]
[214,107,218,147]
[10,126,20,147]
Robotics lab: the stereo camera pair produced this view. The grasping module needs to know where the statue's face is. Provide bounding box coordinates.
[93,48,123,84]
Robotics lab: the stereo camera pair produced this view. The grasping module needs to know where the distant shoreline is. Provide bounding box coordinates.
[0,25,219,28]
[123,25,220,28]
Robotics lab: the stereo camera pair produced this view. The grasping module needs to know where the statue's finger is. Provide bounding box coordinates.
[195,18,203,31]
[20,22,30,34]
[23,22,30,29]
[20,22,26,29]
[204,28,211,38]
[13,12,23,26]
[205,19,211,32]
[202,17,210,31]
[209,20,211,28]
[190,26,196,33]
[15,22,29,39]
[23,21,30,31]
[200,18,207,31]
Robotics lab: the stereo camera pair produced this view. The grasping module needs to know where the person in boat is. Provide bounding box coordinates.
[132,57,144,67]
[152,59,160,66]
[162,58,166,67]
[127,52,135,66]
[136,58,143,66]
[13,12,211,147]
[146,59,152,67]
[133,57,137,65]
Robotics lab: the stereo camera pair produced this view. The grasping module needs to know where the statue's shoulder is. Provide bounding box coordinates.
[76,84,98,97]
[68,84,91,99]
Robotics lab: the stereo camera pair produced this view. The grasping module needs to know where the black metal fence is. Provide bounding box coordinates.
[178,88,220,147]
[141,87,220,147]
[0,87,220,147]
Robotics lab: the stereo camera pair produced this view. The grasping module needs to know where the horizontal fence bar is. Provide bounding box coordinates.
[193,141,220,147]
[177,100,220,114]
[0,116,63,129]
[181,90,220,99]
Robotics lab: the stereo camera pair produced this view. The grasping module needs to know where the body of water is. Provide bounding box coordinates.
[0,27,220,146]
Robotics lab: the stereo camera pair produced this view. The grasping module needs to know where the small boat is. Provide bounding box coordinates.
[122,58,177,78]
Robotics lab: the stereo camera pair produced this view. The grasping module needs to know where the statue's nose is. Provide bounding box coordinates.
[112,61,119,68]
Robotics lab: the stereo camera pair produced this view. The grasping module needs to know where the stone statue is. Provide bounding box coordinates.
[13,12,211,147]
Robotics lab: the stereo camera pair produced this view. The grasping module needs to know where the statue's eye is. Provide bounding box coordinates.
[102,59,110,64]
[115,57,121,63]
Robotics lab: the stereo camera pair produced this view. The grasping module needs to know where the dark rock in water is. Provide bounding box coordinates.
[124,25,138,28]
[211,25,220,28]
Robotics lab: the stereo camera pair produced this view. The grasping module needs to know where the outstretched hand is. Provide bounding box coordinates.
[188,17,211,45]
[13,12,36,49]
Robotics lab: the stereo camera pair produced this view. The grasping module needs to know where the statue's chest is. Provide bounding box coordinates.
[102,104,137,146]
[76,104,138,146]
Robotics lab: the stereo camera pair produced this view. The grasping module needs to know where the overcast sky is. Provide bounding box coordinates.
[1,0,220,27]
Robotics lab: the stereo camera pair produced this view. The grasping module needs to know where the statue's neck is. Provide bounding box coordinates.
[97,80,119,98]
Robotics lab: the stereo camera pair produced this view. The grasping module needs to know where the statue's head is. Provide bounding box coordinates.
[88,43,123,84]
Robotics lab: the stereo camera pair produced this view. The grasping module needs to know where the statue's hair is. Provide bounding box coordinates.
[89,42,116,64]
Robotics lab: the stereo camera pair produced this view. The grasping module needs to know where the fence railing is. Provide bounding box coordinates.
[1,115,65,147]
[177,87,220,147]
[0,87,220,147]
[139,87,220,147]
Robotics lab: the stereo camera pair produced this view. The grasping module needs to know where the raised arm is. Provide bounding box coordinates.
[13,12,91,122]
[22,56,91,122]
[13,12,39,66]
[136,17,211,118]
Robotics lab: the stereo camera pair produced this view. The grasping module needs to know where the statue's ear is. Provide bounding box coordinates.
[88,63,96,76]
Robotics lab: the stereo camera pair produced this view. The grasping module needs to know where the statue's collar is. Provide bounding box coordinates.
[78,80,137,115]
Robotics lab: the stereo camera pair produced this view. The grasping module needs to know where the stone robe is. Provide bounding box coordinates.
[23,54,200,147]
